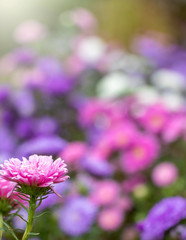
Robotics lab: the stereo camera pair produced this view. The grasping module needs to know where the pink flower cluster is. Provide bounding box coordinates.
[77,97,186,178]
[0,154,69,187]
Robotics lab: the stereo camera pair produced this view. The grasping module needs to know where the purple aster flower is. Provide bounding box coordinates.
[14,118,34,139]
[11,90,35,117]
[0,86,10,103]
[137,197,186,240]
[36,57,74,94]
[33,117,58,136]
[132,34,168,66]
[58,197,97,236]
[16,135,66,157]
[0,126,16,154]
[12,48,36,65]
[81,156,114,177]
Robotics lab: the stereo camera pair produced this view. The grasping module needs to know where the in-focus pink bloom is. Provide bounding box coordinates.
[120,134,159,173]
[98,207,124,231]
[152,162,178,187]
[0,154,69,187]
[90,180,120,206]
[139,104,168,133]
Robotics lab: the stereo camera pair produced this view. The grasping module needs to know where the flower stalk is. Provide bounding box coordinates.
[0,213,3,240]
[22,195,37,240]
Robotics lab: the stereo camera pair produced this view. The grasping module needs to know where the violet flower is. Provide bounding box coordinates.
[137,197,186,240]
[16,135,66,157]
[58,197,97,237]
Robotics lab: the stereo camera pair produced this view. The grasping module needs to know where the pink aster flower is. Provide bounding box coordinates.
[0,177,16,199]
[70,8,97,32]
[106,121,138,150]
[0,176,26,216]
[139,104,168,133]
[162,115,186,143]
[0,154,69,188]
[0,155,69,240]
[90,180,120,206]
[152,162,178,187]
[120,134,159,173]
[98,207,124,231]
[91,136,114,158]
[78,99,123,130]
[78,99,112,129]
[59,142,86,167]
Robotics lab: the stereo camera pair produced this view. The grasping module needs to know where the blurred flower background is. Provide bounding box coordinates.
[0,0,186,239]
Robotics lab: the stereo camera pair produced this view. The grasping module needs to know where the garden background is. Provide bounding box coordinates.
[0,0,186,240]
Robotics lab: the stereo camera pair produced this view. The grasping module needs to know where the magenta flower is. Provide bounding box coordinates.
[0,177,25,215]
[120,134,159,173]
[139,104,168,133]
[0,155,69,240]
[106,122,138,150]
[162,115,186,143]
[0,154,69,188]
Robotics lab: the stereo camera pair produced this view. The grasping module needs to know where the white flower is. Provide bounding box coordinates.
[76,37,106,64]
[151,69,186,91]
[135,86,160,105]
[97,72,133,99]
[160,91,185,111]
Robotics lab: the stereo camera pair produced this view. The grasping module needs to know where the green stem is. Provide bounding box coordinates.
[22,196,37,240]
[0,212,3,240]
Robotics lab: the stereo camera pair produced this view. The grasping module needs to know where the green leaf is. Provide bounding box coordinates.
[17,214,28,223]
[14,199,28,213]
[13,193,29,202]
[34,211,48,219]
[28,232,40,236]
[6,208,21,222]
[14,228,24,232]
[36,197,43,209]
[3,221,19,240]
